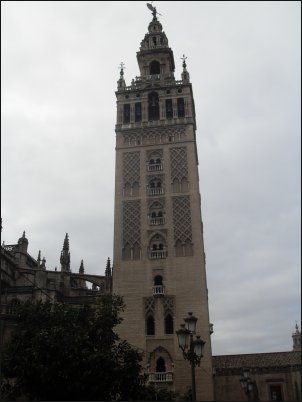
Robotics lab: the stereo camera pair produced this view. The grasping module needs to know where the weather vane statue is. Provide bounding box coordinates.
[181,54,188,69]
[146,2,162,18]
[119,62,125,76]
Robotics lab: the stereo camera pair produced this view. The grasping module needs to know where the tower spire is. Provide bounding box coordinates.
[105,257,112,292]
[41,256,46,270]
[181,54,190,83]
[37,250,41,267]
[105,257,111,277]
[79,259,85,274]
[292,321,301,351]
[117,62,126,90]
[60,233,71,272]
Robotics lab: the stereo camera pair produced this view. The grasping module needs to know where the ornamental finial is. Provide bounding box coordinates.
[79,259,85,274]
[119,62,125,77]
[295,321,300,333]
[181,54,187,69]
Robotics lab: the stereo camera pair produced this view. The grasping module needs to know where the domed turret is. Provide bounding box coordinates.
[18,231,28,253]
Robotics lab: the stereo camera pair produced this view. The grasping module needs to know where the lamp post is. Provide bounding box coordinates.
[240,369,258,401]
[176,312,205,401]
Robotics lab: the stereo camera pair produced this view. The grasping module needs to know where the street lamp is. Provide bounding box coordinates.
[240,369,258,401]
[176,312,205,401]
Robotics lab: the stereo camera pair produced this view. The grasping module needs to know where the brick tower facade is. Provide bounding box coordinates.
[112,8,214,400]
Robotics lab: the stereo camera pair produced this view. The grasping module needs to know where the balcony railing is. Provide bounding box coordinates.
[146,74,161,80]
[148,372,173,383]
[147,163,162,172]
[152,285,165,295]
[149,217,165,226]
[148,188,164,196]
[150,250,167,259]
[2,244,17,252]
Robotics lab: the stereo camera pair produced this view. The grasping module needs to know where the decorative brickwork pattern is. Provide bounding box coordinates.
[123,152,140,185]
[170,147,188,181]
[123,126,186,147]
[172,196,192,243]
[146,149,163,159]
[122,201,141,247]
[145,297,155,315]
[148,198,165,208]
[163,297,174,314]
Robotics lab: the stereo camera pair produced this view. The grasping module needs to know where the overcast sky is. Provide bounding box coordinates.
[1,1,301,356]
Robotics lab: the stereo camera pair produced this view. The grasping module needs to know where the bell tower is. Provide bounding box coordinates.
[112,6,214,400]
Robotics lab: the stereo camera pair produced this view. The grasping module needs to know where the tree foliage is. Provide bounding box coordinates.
[2,296,147,401]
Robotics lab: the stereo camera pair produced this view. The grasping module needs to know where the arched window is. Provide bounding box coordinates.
[149,201,165,225]
[148,92,159,121]
[123,243,131,260]
[165,314,174,334]
[123,104,131,123]
[133,242,141,260]
[146,315,155,335]
[132,181,139,197]
[147,153,162,171]
[150,60,160,75]
[175,239,183,257]
[149,178,163,195]
[181,177,188,192]
[154,275,163,286]
[177,98,185,117]
[165,99,173,119]
[172,178,180,193]
[135,102,142,122]
[124,182,131,196]
[156,357,166,373]
[184,239,193,256]
[150,234,167,259]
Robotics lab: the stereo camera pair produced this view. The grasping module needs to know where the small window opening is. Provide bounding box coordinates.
[177,98,185,118]
[156,357,166,372]
[166,99,173,119]
[165,314,174,334]
[135,102,142,122]
[123,104,130,123]
[148,92,160,120]
[146,316,155,335]
[154,275,163,286]
[150,60,160,75]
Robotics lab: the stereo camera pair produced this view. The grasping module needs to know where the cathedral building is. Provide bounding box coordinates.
[1,230,111,343]
[112,7,214,400]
